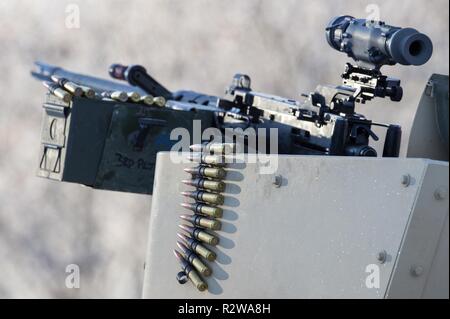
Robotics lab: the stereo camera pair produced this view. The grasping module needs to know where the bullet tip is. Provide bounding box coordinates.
[173,249,182,260]
[179,224,193,232]
[177,233,188,241]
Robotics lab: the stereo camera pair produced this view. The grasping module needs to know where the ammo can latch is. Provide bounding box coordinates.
[38,93,70,179]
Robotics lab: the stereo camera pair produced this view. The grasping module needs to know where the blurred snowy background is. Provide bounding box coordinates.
[0,0,448,298]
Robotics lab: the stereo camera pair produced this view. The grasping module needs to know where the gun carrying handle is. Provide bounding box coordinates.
[109,64,173,100]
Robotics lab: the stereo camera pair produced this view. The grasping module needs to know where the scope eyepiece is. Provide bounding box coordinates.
[326,16,433,68]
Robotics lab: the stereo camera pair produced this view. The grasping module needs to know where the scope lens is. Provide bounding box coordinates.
[388,28,433,66]
[409,40,423,56]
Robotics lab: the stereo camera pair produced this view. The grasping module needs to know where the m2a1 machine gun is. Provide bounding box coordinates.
[31,15,433,195]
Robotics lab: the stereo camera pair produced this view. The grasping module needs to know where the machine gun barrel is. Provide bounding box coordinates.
[31,61,147,95]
